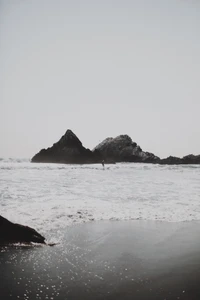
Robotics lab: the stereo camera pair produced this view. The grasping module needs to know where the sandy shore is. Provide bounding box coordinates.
[1,220,200,299]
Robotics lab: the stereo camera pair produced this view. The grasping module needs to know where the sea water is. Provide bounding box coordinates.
[1,159,200,242]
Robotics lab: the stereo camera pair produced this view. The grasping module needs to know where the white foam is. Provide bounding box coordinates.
[1,161,200,240]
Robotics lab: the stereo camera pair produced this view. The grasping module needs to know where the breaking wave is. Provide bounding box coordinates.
[1,160,200,242]
[0,157,30,163]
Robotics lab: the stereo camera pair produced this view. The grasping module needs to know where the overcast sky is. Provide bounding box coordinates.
[0,0,200,159]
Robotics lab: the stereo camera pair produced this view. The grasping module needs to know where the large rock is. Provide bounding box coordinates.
[160,154,200,165]
[31,129,200,165]
[93,134,159,163]
[0,215,45,245]
[182,154,200,164]
[159,156,182,165]
[32,129,101,164]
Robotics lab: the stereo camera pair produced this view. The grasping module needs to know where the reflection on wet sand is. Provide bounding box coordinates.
[1,220,200,300]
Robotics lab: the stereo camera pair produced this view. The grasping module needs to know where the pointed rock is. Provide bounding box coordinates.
[31,129,101,164]
[57,129,82,148]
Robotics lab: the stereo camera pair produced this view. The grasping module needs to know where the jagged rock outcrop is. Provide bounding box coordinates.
[32,129,101,164]
[0,215,45,245]
[183,154,200,164]
[160,154,200,165]
[93,135,159,163]
[31,129,200,165]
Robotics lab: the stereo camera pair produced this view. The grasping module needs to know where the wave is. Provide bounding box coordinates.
[0,158,30,163]
[1,160,200,244]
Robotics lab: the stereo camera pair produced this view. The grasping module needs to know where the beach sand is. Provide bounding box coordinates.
[1,220,200,299]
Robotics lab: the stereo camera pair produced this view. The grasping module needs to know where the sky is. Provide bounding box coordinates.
[0,0,200,159]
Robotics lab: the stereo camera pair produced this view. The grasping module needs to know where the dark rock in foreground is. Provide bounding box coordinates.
[32,130,101,164]
[93,135,159,163]
[0,215,45,245]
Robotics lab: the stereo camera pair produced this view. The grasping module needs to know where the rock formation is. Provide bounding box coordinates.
[93,135,159,163]
[31,129,200,165]
[32,129,101,164]
[0,215,45,245]
[160,154,200,165]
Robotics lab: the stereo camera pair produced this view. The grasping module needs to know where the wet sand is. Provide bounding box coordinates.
[1,220,200,299]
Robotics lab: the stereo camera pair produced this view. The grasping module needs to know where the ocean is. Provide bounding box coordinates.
[1,159,200,299]
[1,159,200,243]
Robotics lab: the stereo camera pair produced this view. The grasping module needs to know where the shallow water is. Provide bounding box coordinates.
[1,159,200,242]
[1,221,200,300]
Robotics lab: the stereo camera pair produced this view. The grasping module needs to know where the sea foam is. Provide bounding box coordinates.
[1,160,200,241]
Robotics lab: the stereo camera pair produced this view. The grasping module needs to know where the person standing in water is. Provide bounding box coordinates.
[102,160,105,168]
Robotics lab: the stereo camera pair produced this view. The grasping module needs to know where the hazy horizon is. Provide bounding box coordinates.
[1,0,200,159]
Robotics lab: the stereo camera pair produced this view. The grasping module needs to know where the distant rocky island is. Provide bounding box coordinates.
[31,129,200,165]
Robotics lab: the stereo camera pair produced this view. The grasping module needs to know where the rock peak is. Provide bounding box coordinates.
[93,134,158,163]
[31,129,100,164]
[65,129,75,136]
[58,129,82,148]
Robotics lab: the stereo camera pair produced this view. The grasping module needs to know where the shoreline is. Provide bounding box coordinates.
[1,220,200,299]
